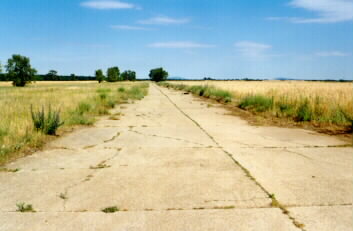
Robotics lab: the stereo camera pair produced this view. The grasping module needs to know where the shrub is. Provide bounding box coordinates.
[118,87,125,92]
[30,105,64,135]
[239,95,273,112]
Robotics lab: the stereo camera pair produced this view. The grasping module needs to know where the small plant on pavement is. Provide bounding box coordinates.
[102,206,119,213]
[16,202,35,212]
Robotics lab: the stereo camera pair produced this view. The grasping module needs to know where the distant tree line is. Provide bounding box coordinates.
[0,54,146,87]
[94,67,137,83]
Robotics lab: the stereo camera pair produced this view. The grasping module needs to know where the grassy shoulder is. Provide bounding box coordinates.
[0,82,149,166]
[158,82,353,136]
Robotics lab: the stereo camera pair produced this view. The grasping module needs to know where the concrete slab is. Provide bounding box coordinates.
[226,147,352,206]
[64,166,270,211]
[0,169,92,212]
[289,205,353,231]
[0,208,299,231]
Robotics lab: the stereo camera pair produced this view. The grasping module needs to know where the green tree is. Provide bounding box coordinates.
[70,73,77,81]
[0,61,2,73]
[149,67,168,82]
[46,70,58,81]
[106,67,120,82]
[6,54,37,87]
[121,70,136,81]
[95,69,105,83]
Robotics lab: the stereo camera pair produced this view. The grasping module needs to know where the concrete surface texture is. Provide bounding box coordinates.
[0,84,351,231]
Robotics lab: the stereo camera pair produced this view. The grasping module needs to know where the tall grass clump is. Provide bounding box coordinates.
[295,100,312,122]
[126,83,149,100]
[239,95,273,112]
[30,105,64,135]
[66,101,95,125]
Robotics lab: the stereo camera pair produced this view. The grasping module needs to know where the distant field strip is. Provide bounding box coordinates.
[0,81,149,165]
[160,81,353,129]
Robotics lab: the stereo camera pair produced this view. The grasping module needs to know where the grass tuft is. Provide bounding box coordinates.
[102,206,119,213]
[30,105,64,135]
[16,202,35,212]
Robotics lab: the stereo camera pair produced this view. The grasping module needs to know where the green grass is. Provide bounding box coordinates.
[239,95,273,112]
[296,100,312,121]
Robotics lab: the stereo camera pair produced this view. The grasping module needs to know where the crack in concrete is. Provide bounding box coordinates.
[49,147,76,151]
[156,84,307,231]
[2,204,278,213]
[61,147,122,211]
[103,132,121,143]
[204,196,268,203]
[285,203,352,208]
[128,128,212,148]
[241,144,352,149]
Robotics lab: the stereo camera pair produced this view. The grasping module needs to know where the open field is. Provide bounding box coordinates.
[162,80,353,132]
[0,81,148,165]
[1,84,351,231]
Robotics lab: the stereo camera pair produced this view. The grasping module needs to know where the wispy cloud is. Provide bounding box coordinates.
[234,41,272,58]
[148,41,215,48]
[81,1,139,10]
[110,25,151,30]
[138,16,190,25]
[316,51,351,57]
[267,0,353,23]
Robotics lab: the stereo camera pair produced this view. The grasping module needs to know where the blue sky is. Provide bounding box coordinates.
[1,0,352,79]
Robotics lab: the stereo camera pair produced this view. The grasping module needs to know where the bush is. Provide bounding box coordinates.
[239,95,273,112]
[30,105,64,135]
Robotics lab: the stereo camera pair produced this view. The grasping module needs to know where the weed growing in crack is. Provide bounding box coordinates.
[16,202,35,212]
[102,206,119,213]
[90,163,111,169]
[0,168,20,173]
[213,205,235,209]
[59,193,68,200]
[269,194,280,207]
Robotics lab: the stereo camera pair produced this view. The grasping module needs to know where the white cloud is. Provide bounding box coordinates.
[316,51,351,56]
[234,41,272,58]
[138,16,189,25]
[110,25,151,30]
[148,41,215,48]
[81,1,139,10]
[268,0,353,23]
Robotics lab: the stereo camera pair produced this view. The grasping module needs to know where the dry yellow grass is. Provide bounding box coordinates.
[0,81,148,165]
[167,80,353,126]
